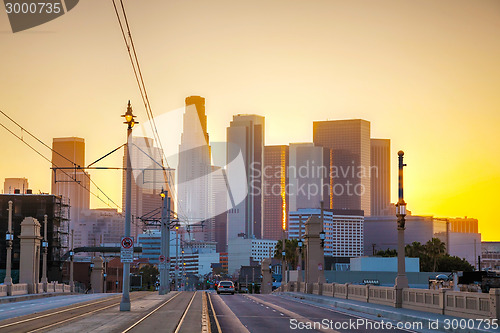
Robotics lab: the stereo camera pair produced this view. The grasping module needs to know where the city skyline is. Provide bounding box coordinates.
[0,0,499,241]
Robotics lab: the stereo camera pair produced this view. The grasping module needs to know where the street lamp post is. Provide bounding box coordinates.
[70,230,74,292]
[41,215,49,290]
[4,201,13,292]
[175,224,179,291]
[395,151,409,307]
[121,101,137,311]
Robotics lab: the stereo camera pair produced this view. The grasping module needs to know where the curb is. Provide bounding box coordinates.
[0,292,83,304]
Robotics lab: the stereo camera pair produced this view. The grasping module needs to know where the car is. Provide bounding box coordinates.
[217,280,235,295]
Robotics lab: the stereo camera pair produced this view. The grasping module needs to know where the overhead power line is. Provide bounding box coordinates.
[0,109,121,210]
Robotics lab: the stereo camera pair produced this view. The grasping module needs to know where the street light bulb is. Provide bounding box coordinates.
[160,192,165,198]
[125,114,133,123]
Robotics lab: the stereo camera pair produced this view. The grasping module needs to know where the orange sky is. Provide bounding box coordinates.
[0,0,499,240]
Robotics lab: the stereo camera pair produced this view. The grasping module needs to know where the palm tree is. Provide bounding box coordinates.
[425,238,446,272]
[274,239,301,269]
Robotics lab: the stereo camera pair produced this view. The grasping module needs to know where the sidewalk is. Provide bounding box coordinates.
[276,292,499,333]
[0,292,83,304]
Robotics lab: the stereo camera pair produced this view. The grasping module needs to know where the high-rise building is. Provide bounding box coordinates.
[3,178,28,194]
[51,137,90,228]
[313,119,371,215]
[211,166,228,252]
[288,143,330,212]
[177,96,212,242]
[122,136,166,240]
[226,114,265,240]
[262,145,289,240]
[288,209,364,258]
[370,139,391,216]
[73,208,125,249]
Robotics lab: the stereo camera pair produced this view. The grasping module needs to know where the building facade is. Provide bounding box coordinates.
[51,137,90,229]
[73,209,125,250]
[227,237,277,275]
[177,96,213,242]
[313,119,371,215]
[288,143,329,212]
[226,114,265,240]
[288,208,364,258]
[262,145,289,240]
[370,139,391,216]
[3,178,29,194]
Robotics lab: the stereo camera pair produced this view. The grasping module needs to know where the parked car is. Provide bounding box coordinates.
[217,281,235,295]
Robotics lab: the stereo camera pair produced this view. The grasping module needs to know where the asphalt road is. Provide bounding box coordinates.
[210,293,416,333]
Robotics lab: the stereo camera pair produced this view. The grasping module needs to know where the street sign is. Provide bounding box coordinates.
[159,264,166,269]
[159,255,166,263]
[121,236,134,263]
[175,265,179,270]
[318,263,323,271]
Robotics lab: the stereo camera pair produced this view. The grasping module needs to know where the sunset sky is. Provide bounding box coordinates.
[0,0,499,240]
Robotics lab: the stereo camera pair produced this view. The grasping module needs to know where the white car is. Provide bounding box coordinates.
[217,281,235,295]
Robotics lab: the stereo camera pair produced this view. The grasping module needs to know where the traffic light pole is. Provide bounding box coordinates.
[159,190,170,295]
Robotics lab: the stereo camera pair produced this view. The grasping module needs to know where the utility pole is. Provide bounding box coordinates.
[121,101,137,311]
[395,151,409,308]
[159,190,170,295]
[41,215,48,290]
[175,224,179,291]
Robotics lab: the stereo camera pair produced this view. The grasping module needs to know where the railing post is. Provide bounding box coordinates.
[366,284,370,303]
[439,289,447,315]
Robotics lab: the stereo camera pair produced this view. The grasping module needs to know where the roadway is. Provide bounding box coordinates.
[208,293,417,333]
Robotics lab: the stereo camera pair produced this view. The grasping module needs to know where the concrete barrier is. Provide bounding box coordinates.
[402,288,444,314]
[444,290,491,319]
[312,283,322,295]
[322,283,335,297]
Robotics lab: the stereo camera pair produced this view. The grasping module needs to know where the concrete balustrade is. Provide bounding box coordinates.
[368,285,396,306]
[0,285,7,297]
[348,284,369,302]
[278,281,499,319]
[11,283,29,296]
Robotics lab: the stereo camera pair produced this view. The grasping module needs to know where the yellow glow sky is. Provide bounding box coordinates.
[0,0,499,240]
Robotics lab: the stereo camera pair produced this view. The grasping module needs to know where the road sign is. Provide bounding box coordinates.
[121,236,134,263]
[159,264,166,269]
[175,265,179,270]
[159,255,166,263]
[318,263,323,271]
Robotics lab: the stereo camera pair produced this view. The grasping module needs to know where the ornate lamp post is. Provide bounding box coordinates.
[41,215,49,291]
[120,101,137,311]
[4,201,14,292]
[395,151,409,307]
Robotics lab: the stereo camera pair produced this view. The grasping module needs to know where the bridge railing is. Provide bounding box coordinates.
[276,281,499,319]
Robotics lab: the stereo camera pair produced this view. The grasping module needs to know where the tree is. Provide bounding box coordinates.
[437,255,474,272]
[274,239,302,269]
[425,238,446,272]
[375,248,397,257]
[405,241,432,272]
[139,264,159,290]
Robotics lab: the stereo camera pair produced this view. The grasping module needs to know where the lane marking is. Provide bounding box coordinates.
[247,295,340,333]
[207,293,222,333]
[121,292,181,333]
[275,295,418,333]
[174,292,196,333]
[211,294,250,333]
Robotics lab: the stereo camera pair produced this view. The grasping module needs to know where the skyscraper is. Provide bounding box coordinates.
[262,145,289,240]
[51,137,90,228]
[288,143,330,211]
[211,166,229,252]
[177,96,212,242]
[226,114,265,240]
[122,136,165,239]
[370,139,391,216]
[313,119,371,215]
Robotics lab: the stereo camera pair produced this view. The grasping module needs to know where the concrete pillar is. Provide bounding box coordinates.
[304,216,325,284]
[19,217,42,294]
[490,288,500,320]
[90,257,104,293]
[261,258,272,294]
